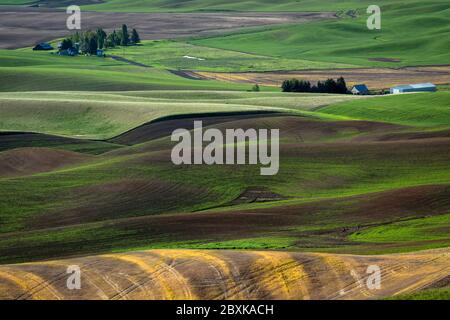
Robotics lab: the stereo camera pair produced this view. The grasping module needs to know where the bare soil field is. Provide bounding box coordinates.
[109,111,283,145]
[0,7,335,49]
[0,147,91,178]
[0,248,448,300]
[195,66,450,90]
[110,114,408,149]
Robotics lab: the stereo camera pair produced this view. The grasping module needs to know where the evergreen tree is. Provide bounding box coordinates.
[96,28,107,49]
[290,79,300,92]
[115,30,122,46]
[60,38,73,51]
[282,78,348,94]
[105,32,116,48]
[121,24,130,46]
[71,31,81,44]
[316,80,325,93]
[80,34,89,54]
[336,77,348,94]
[301,80,312,92]
[89,36,98,55]
[281,80,292,92]
[324,78,338,93]
[131,28,141,44]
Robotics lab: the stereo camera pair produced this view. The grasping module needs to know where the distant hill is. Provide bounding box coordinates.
[1,0,447,13]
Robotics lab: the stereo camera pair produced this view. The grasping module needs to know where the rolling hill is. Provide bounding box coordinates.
[1,0,444,14]
[0,0,449,301]
[0,91,449,265]
[0,248,448,300]
[318,92,450,128]
[192,1,450,68]
[0,50,252,92]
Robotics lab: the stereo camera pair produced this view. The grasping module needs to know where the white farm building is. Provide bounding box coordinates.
[390,83,437,94]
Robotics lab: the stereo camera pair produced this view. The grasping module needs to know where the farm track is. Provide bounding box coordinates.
[0,248,448,300]
[109,55,150,68]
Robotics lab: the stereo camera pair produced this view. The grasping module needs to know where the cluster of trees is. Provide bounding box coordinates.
[62,25,141,55]
[282,77,348,94]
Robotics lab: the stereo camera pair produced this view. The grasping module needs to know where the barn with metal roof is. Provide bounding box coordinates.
[390,83,437,94]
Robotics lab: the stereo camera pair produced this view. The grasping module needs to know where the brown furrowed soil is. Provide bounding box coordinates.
[0,248,448,300]
[26,178,215,230]
[109,111,283,145]
[195,66,450,90]
[0,147,91,178]
[110,114,408,150]
[0,7,335,49]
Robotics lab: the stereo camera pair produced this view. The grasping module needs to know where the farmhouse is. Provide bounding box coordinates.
[390,83,436,94]
[351,84,369,95]
[32,43,53,51]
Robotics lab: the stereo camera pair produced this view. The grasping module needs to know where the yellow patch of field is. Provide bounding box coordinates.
[0,249,448,300]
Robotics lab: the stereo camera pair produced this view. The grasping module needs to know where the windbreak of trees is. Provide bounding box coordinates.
[282,77,348,94]
[62,25,141,55]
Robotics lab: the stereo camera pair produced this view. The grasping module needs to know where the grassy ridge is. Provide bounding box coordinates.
[386,287,450,300]
[0,50,253,92]
[0,0,31,4]
[0,96,257,140]
[107,40,355,72]
[11,87,449,142]
[0,91,363,139]
[0,132,122,154]
[350,214,450,243]
[12,90,441,141]
[0,92,274,139]
[72,0,450,13]
[2,0,445,12]
[318,92,450,128]
[192,1,450,68]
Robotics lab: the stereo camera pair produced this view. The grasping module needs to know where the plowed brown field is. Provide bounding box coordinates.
[0,7,334,49]
[0,147,91,178]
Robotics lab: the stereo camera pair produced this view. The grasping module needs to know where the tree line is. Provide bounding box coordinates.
[60,24,141,55]
[281,77,348,94]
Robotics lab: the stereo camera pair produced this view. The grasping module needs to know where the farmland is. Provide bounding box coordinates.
[192,2,450,68]
[0,7,333,49]
[195,66,450,90]
[0,0,449,301]
[0,92,449,263]
[106,40,353,72]
[0,248,448,300]
[319,92,450,127]
[0,50,258,92]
